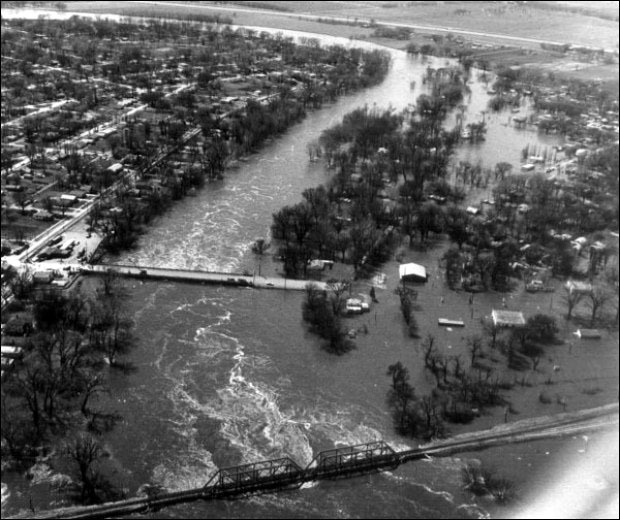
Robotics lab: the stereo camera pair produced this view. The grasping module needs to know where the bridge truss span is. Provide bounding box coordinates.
[309,441,400,479]
[205,457,305,498]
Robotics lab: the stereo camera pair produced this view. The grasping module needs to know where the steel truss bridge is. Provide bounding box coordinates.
[11,403,618,519]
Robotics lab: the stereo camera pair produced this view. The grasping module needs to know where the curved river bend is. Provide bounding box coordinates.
[2,11,563,519]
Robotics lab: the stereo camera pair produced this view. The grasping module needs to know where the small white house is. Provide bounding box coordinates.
[60,194,78,204]
[491,310,526,328]
[107,163,123,174]
[1,346,23,359]
[565,280,592,294]
[33,271,54,284]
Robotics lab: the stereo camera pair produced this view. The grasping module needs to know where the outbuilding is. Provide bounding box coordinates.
[60,194,78,205]
[107,163,123,174]
[565,280,592,294]
[1,346,23,359]
[491,309,526,328]
[33,271,54,284]
[574,329,602,340]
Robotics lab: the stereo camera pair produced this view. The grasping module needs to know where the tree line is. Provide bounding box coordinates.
[2,271,136,503]
[271,64,474,277]
[386,312,563,441]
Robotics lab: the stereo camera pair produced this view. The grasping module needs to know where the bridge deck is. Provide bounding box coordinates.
[86,264,328,291]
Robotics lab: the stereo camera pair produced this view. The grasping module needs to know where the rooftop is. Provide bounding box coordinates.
[565,280,593,293]
[491,309,526,328]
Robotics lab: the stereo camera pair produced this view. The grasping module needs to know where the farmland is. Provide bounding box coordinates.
[46,1,619,50]
[192,1,619,49]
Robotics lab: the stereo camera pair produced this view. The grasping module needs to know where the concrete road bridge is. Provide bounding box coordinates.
[83,264,328,291]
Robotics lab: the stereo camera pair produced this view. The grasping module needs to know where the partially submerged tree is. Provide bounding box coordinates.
[302,283,354,355]
[586,287,612,326]
[524,314,558,344]
[63,434,118,504]
[467,335,484,367]
[563,285,584,321]
[386,362,417,435]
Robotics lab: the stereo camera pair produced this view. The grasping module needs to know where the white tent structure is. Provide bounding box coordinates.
[399,263,427,283]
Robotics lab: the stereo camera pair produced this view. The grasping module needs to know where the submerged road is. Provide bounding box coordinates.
[12,403,618,520]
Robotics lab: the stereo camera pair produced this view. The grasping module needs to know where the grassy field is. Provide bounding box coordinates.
[312,2,618,49]
[60,1,619,49]
[553,64,620,91]
[213,1,620,49]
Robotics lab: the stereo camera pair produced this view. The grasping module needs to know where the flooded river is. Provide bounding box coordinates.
[2,10,573,519]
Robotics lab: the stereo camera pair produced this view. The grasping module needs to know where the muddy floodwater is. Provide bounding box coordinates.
[4,10,617,520]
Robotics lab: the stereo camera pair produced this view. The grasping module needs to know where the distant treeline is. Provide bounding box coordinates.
[3,15,229,41]
[1,1,234,25]
[373,26,412,41]
[112,8,233,25]
[212,0,292,12]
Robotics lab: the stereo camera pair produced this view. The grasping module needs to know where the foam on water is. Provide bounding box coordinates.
[150,373,219,490]
[152,296,404,489]
[457,503,492,519]
[1,483,9,509]
[207,331,315,465]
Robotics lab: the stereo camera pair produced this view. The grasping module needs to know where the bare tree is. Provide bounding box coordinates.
[605,266,619,323]
[467,335,484,367]
[327,279,351,316]
[386,362,416,434]
[13,190,30,215]
[5,266,34,300]
[451,355,464,379]
[422,334,436,369]
[64,434,106,504]
[482,319,499,349]
[98,269,127,299]
[419,394,443,438]
[586,287,612,326]
[563,286,584,321]
[79,372,105,417]
[1,393,34,457]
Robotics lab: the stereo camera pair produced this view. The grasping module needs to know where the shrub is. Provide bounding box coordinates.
[526,314,559,344]
[539,391,553,404]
